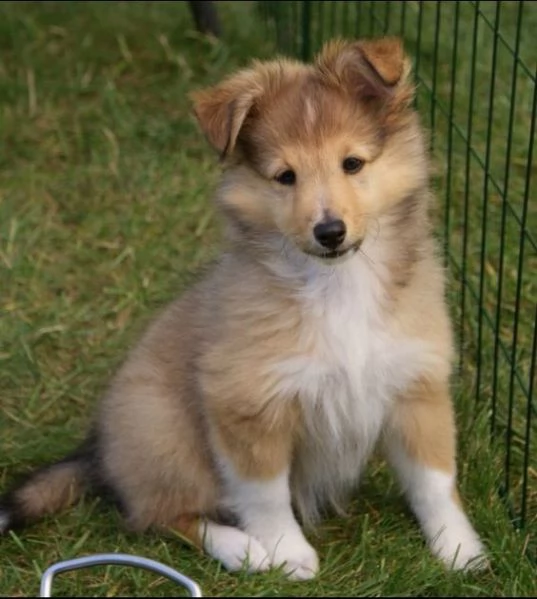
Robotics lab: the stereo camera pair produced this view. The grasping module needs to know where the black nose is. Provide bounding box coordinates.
[313,219,347,250]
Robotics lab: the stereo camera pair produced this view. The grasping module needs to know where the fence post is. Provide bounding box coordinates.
[301,1,311,61]
[188,1,222,38]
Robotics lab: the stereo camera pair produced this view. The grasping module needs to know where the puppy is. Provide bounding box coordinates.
[0,37,486,580]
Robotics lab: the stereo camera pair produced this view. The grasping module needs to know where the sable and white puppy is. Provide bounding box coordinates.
[0,37,487,579]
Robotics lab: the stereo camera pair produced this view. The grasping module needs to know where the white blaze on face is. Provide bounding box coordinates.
[304,97,318,133]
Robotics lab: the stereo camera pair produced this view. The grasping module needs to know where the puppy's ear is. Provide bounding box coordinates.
[191,59,306,158]
[316,37,412,105]
[354,37,406,86]
[190,67,265,159]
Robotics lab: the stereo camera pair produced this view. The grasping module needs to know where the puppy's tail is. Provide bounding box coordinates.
[0,437,95,534]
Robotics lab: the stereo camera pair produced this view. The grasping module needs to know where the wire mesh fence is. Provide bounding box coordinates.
[259,0,536,559]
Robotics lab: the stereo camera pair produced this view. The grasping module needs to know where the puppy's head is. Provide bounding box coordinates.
[191,38,428,262]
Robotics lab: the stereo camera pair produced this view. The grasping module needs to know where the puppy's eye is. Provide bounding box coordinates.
[275,170,296,186]
[342,157,364,174]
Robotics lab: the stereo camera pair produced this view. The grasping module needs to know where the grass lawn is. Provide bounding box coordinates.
[0,1,535,596]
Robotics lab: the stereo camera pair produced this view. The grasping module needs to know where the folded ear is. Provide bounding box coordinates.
[354,37,406,86]
[190,69,262,158]
[315,37,412,105]
[191,59,307,159]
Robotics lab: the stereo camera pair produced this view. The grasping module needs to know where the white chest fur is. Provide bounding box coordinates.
[268,250,432,523]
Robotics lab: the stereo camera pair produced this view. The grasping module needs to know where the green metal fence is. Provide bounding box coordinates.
[259,0,536,559]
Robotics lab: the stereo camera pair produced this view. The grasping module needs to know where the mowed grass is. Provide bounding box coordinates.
[0,1,535,597]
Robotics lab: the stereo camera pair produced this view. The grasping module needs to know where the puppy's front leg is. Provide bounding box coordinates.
[208,390,318,580]
[221,463,319,580]
[384,377,487,571]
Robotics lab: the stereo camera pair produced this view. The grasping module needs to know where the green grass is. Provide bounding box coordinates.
[0,1,535,596]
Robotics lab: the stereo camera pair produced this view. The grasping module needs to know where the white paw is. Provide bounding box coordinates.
[253,528,319,580]
[201,521,270,573]
[431,525,488,571]
[273,538,319,580]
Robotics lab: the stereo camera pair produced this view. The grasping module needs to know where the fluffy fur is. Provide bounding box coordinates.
[0,37,487,579]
